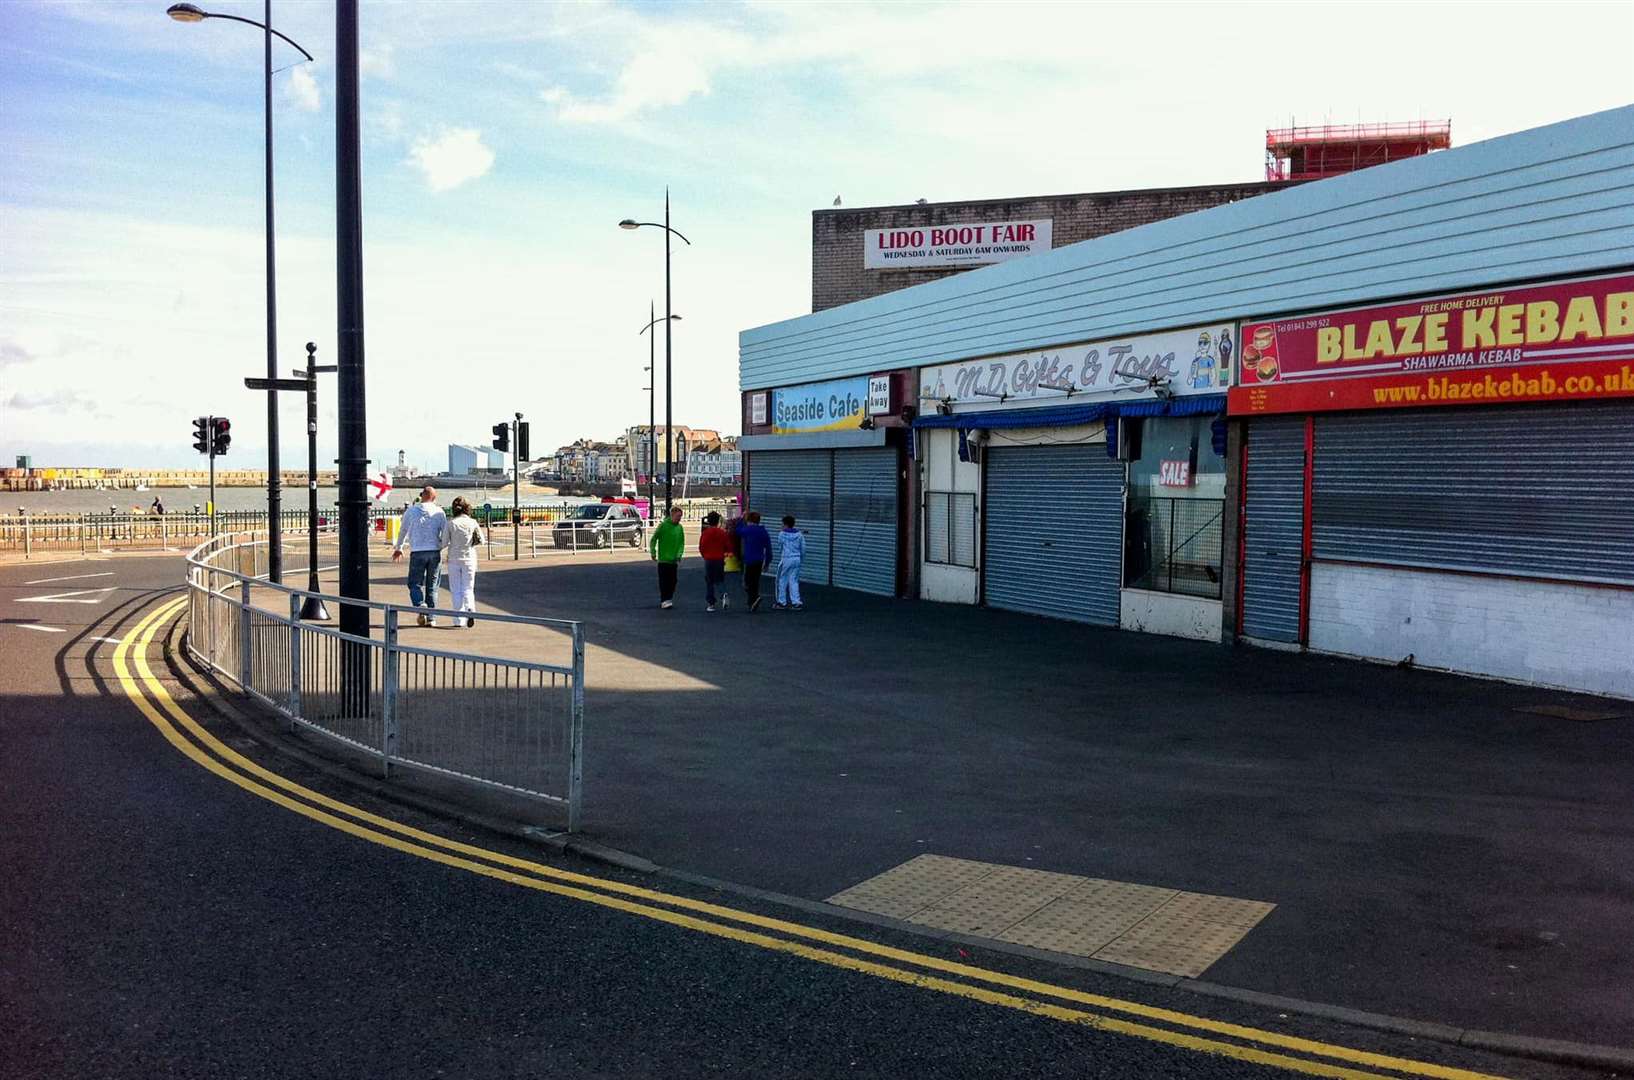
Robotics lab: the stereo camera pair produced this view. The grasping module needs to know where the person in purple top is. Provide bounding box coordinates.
[736,510,772,613]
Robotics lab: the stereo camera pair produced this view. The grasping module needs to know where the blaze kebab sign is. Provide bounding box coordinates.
[864,219,1052,270]
[1230,273,1634,415]
[918,324,1235,414]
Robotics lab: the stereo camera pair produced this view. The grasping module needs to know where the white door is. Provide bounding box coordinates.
[920,428,980,604]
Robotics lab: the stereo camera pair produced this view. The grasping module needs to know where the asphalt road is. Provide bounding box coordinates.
[0,555,1605,1079]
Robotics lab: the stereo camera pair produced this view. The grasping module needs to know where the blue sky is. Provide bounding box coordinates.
[3,0,1632,471]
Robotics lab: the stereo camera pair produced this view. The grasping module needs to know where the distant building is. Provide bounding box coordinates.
[448,443,510,475]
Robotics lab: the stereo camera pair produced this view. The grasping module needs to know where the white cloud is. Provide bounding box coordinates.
[407,128,495,192]
[286,65,321,112]
[8,389,98,412]
[361,44,396,79]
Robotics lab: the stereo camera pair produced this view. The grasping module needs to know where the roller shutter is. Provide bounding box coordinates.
[1312,402,1634,584]
[831,448,899,596]
[983,445,1123,624]
[748,450,832,585]
[1240,417,1307,643]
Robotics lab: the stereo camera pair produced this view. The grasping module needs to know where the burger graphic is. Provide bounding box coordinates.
[1243,325,1280,383]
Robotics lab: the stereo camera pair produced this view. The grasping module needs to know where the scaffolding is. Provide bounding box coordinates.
[1266,120,1451,181]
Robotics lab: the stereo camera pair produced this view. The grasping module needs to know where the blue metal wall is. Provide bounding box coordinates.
[741,106,1634,391]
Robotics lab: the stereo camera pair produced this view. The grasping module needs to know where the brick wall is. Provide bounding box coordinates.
[813,181,1297,312]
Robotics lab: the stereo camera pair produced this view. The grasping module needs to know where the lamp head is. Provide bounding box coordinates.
[166,3,209,22]
[618,219,639,230]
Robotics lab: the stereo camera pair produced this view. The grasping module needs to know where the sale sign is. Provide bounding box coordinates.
[1230,273,1634,415]
[1158,460,1192,487]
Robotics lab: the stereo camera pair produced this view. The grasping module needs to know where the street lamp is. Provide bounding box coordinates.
[639,305,681,518]
[619,191,690,513]
[166,2,314,585]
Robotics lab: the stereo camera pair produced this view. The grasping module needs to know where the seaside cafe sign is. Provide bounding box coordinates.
[918,324,1236,413]
[771,376,869,434]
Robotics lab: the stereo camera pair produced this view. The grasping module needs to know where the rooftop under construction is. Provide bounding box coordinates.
[1265,120,1452,181]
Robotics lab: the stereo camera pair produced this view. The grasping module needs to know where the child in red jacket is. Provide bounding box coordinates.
[697,511,732,612]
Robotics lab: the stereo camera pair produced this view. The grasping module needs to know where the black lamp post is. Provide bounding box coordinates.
[639,304,681,517]
[166,2,313,583]
[293,343,337,620]
[620,191,690,513]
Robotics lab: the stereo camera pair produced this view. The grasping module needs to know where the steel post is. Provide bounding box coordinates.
[21,511,30,559]
[288,591,303,730]
[568,621,585,833]
[239,577,252,686]
[381,607,398,777]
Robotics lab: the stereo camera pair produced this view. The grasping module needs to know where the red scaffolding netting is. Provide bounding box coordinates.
[1266,120,1451,181]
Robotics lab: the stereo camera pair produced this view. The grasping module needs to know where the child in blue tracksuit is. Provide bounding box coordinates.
[775,515,805,610]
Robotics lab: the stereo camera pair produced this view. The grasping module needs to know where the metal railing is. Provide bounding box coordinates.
[1,500,737,557]
[184,530,586,830]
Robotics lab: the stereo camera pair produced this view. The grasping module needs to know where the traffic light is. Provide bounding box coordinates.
[492,422,509,453]
[211,417,231,456]
[192,416,210,455]
[516,421,530,462]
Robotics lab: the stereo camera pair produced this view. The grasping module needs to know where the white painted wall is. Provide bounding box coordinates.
[1119,589,1223,642]
[1308,562,1634,700]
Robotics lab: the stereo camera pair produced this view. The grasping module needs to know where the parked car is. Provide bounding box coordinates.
[552,503,647,549]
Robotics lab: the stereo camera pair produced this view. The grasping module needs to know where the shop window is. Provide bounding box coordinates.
[1123,415,1225,599]
[925,491,977,567]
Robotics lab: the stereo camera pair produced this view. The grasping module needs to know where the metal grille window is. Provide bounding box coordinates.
[925,491,976,567]
[1123,415,1226,598]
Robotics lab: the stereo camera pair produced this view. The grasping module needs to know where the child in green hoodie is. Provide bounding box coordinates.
[649,506,685,609]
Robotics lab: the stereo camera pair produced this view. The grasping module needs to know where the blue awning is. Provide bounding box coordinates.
[914,394,1227,459]
[911,394,1225,430]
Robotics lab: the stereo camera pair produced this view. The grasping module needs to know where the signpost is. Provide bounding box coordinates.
[250,360,336,619]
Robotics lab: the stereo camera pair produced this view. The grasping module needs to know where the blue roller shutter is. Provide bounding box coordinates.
[1312,402,1634,584]
[831,447,899,596]
[748,449,832,586]
[983,445,1123,625]
[1240,417,1307,643]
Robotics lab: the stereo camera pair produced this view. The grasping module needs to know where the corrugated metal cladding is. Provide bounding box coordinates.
[740,106,1634,391]
[1312,402,1634,585]
[749,450,832,586]
[983,446,1123,624]
[1240,417,1307,643]
[831,448,898,596]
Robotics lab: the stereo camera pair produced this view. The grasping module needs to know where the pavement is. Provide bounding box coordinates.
[343,547,1634,1053]
[6,553,1590,1080]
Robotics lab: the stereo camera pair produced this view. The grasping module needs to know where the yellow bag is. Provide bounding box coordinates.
[724,554,742,573]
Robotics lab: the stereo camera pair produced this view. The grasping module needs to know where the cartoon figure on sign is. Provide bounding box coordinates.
[1189,330,1217,389]
[1217,327,1232,383]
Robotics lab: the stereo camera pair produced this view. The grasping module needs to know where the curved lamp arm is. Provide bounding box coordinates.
[619,220,693,246]
[166,4,316,62]
[639,314,683,335]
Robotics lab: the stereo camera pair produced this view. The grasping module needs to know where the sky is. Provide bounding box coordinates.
[2,0,1631,473]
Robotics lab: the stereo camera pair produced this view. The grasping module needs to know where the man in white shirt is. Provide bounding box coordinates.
[391,486,449,626]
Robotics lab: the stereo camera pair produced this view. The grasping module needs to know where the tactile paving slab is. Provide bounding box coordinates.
[824,854,998,919]
[828,856,1274,977]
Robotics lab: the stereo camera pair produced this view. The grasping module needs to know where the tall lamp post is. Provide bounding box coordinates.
[166,1,313,583]
[639,304,681,517]
[619,191,690,513]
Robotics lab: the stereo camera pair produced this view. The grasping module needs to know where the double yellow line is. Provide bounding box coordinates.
[113,596,1509,1080]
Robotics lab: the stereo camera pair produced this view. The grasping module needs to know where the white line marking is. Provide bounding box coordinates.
[15,623,66,634]
[18,587,119,605]
[22,571,116,586]
[89,636,124,645]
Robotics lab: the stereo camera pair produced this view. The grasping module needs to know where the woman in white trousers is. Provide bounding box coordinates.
[443,497,484,628]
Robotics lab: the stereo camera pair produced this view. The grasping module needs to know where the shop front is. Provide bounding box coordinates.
[914,323,1235,639]
[1231,272,1634,698]
[739,372,911,597]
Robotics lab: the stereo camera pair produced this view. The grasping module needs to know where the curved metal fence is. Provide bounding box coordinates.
[183,530,585,830]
